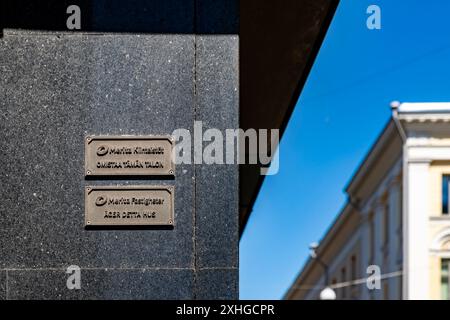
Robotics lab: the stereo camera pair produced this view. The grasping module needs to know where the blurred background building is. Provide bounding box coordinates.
[285,102,450,300]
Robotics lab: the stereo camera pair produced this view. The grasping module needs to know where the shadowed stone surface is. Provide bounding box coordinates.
[2,0,238,34]
[195,36,239,270]
[91,0,194,33]
[0,271,6,300]
[196,0,239,34]
[7,269,194,299]
[195,269,238,300]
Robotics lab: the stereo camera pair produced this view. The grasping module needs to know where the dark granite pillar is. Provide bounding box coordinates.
[0,0,238,299]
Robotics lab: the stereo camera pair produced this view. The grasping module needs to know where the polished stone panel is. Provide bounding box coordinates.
[7,269,194,299]
[0,32,194,270]
[195,269,238,300]
[195,36,239,270]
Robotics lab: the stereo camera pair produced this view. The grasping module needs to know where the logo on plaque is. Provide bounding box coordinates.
[85,136,175,177]
[85,185,174,227]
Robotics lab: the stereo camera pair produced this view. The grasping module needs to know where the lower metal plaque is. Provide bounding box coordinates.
[85,185,174,227]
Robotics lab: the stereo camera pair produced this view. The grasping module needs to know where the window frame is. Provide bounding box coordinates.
[441,258,450,300]
[341,267,347,299]
[442,175,450,215]
[383,202,390,245]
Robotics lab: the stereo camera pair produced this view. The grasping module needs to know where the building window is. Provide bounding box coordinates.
[383,282,389,300]
[442,259,450,300]
[443,175,450,214]
[369,215,375,263]
[331,278,337,299]
[341,267,347,299]
[350,256,358,299]
[351,255,357,280]
[383,202,389,245]
[398,187,403,226]
[397,188,403,260]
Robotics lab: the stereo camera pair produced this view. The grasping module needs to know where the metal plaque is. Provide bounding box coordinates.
[85,136,174,177]
[85,185,174,227]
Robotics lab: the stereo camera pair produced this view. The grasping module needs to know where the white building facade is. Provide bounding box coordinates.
[285,103,450,300]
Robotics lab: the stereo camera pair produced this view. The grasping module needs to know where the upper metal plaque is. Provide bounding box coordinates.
[85,136,174,177]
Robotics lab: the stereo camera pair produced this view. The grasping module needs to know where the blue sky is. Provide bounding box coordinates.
[239,0,450,300]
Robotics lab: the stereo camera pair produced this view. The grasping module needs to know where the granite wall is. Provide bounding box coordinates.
[0,0,238,299]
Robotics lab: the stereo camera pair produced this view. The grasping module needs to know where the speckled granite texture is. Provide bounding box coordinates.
[0,29,238,299]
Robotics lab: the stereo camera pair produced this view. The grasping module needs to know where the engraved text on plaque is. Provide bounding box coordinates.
[85,136,174,176]
[85,185,174,227]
